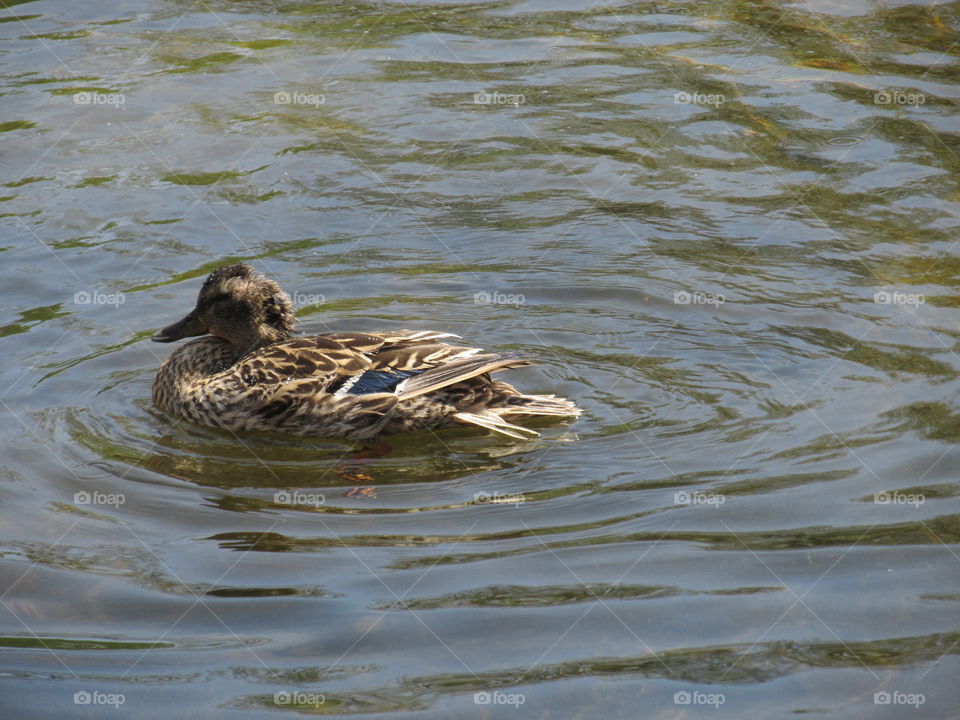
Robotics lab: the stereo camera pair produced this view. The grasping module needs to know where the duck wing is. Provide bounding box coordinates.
[328,331,530,399]
[393,353,533,400]
[233,336,371,387]
[236,329,525,400]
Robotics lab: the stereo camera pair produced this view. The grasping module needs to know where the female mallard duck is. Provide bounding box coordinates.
[151,264,579,441]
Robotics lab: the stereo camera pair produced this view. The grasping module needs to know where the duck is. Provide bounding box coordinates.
[151,264,580,441]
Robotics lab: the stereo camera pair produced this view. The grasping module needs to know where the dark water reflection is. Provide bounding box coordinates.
[2,0,959,717]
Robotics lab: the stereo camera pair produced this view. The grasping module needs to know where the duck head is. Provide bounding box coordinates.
[152,264,297,353]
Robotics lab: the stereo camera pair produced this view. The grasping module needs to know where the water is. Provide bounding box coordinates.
[2,0,959,717]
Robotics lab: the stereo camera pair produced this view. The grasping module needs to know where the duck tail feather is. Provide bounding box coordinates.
[500,394,581,417]
[452,411,540,439]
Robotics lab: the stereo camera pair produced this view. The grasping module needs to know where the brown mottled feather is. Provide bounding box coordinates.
[151,266,579,440]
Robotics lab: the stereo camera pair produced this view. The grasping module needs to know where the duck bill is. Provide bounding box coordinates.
[152,309,207,342]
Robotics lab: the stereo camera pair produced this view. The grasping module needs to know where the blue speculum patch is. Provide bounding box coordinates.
[345,368,425,395]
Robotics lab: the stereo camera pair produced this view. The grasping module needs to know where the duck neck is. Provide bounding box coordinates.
[224,323,291,359]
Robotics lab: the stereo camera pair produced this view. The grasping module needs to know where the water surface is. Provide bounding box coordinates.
[1,0,959,717]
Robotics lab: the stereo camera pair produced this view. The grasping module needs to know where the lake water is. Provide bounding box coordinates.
[1,0,959,717]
